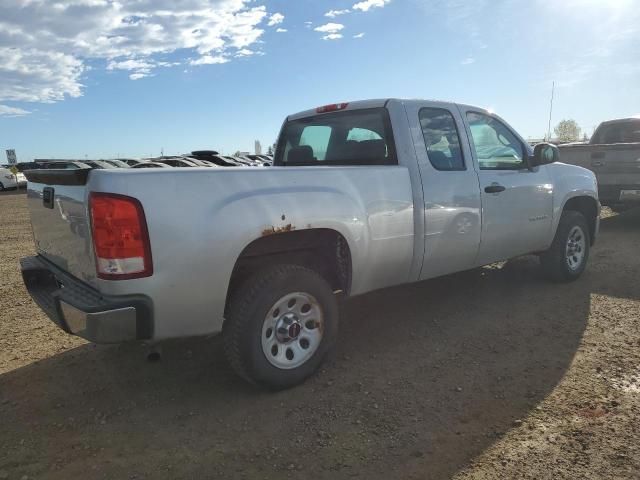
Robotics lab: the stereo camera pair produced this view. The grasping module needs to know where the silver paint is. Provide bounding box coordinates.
[25,98,600,342]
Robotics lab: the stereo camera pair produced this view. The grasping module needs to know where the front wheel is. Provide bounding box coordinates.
[223,264,338,389]
[540,211,590,282]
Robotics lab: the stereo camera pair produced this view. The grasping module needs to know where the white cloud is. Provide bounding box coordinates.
[235,49,255,57]
[461,57,476,65]
[129,73,150,81]
[276,28,288,33]
[323,34,344,41]
[0,47,84,103]
[107,58,156,80]
[352,0,392,12]
[0,105,31,117]
[0,0,275,110]
[189,55,229,66]
[353,32,366,38]
[314,23,345,33]
[107,59,155,72]
[267,13,285,26]
[325,9,351,17]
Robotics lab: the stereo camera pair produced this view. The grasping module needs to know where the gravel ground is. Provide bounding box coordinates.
[1,190,638,480]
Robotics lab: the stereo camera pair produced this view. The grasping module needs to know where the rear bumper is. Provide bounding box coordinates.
[20,255,153,344]
[599,184,640,206]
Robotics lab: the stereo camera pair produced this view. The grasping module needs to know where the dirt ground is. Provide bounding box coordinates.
[1,190,638,480]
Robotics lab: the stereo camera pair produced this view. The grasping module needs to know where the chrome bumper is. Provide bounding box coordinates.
[20,255,153,344]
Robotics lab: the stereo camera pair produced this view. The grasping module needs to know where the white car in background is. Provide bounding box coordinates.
[0,168,19,191]
[16,172,27,187]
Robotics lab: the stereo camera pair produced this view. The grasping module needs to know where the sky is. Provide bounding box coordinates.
[0,0,639,161]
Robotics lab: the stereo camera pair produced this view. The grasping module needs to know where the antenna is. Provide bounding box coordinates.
[547,81,555,141]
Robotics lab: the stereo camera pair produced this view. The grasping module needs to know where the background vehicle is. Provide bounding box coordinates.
[559,117,640,210]
[245,154,273,166]
[15,172,27,187]
[190,151,239,167]
[13,162,41,172]
[119,159,145,167]
[36,161,91,170]
[184,157,217,167]
[233,155,262,166]
[21,99,599,389]
[132,162,172,169]
[0,167,18,191]
[102,159,131,168]
[153,157,199,168]
[82,160,117,169]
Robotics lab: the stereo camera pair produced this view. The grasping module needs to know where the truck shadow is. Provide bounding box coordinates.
[1,211,638,480]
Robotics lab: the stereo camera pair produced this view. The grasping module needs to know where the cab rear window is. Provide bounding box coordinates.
[275,108,397,166]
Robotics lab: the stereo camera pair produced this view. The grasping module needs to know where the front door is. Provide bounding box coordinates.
[460,109,553,265]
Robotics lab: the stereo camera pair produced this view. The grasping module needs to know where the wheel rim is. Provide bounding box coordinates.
[565,225,586,271]
[261,292,324,370]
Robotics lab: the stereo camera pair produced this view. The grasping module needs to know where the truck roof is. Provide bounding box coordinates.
[287,98,489,121]
[597,117,640,126]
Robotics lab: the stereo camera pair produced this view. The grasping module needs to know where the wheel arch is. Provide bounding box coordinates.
[560,195,599,246]
[224,228,353,314]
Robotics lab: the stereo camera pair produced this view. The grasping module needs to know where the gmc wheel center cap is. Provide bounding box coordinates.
[288,322,301,339]
[276,313,301,342]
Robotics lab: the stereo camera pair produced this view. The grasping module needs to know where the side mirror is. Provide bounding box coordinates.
[530,143,559,168]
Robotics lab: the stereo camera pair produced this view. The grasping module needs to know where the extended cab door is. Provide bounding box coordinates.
[459,108,553,265]
[404,101,482,280]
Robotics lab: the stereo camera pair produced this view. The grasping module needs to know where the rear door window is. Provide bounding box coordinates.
[592,121,640,144]
[276,108,397,166]
[419,108,465,171]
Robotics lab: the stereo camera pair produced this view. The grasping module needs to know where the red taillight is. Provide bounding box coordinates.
[89,193,153,280]
[316,102,349,113]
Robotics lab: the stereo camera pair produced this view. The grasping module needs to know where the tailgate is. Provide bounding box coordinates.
[24,169,98,286]
[588,144,640,187]
[590,144,640,203]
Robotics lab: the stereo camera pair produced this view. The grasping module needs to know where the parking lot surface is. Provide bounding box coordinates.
[1,190,639,479]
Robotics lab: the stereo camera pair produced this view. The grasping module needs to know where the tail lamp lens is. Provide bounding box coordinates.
[89,193,153,279]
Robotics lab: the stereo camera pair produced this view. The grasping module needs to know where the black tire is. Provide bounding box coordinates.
[223,264,338,390]
[541,210,590,282]
[0,182,4,192]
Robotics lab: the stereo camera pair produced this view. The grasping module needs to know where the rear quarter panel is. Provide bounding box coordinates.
[89,167,415,339]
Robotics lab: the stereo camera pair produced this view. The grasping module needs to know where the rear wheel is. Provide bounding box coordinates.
[541,211,590,282]
[223,264,338,389]
[0,182,4,192]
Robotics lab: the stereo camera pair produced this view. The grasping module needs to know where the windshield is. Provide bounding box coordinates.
[275,108,396,166]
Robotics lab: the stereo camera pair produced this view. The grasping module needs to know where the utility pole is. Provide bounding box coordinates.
[547,81,555,142]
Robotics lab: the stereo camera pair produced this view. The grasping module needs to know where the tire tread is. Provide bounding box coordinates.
[541,210,589,282]
[223,264,334,387]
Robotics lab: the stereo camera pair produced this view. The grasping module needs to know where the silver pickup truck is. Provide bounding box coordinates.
[559,117,640,210]
[21,99,599,389]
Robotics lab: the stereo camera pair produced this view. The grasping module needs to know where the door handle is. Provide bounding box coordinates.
[592,161,605,167]
[484,184,506,194]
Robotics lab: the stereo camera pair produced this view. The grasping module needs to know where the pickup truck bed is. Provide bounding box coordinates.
[559,118,640,208]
